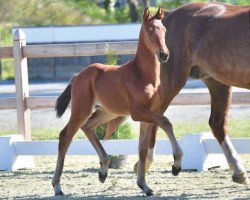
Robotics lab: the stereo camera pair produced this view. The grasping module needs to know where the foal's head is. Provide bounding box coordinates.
[142,7,168,62]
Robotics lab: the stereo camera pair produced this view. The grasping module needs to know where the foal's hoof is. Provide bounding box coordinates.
[232,172,249,185]
[172,165,181,176]
[55,191,64,196]
[145,189,154,196]
[98,171,107,183]
[53,184,64,196]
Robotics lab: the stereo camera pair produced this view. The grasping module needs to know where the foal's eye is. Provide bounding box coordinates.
[146,30,153,37]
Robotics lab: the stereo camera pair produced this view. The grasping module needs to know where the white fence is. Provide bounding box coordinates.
[1,133,250,171]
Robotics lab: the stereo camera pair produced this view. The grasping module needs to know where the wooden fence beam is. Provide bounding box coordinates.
[0,98,17,110]
[0,47,13,59]
[23,91,250,110]
[22,42,138,58]
[13,29,31,140]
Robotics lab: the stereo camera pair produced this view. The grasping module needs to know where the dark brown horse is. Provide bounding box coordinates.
[108,2,250,185]
[52,7,183,196]
[154,2,249,184]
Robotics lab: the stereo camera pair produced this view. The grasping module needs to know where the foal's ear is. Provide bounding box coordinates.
[143,7,150,21]
[155,6,164,20]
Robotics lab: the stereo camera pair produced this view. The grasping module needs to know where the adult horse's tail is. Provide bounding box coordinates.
[55,75,76,118]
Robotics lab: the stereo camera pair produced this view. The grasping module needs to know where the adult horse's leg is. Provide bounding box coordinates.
[134,125,158,174]
[203,77,248,184]
[81,107,117,183]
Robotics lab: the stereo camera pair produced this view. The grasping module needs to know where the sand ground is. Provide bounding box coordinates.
[0,155,250,200]
[0,80,249,199]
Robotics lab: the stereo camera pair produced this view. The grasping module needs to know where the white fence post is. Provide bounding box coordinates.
[0,135,34,170]
[182,133,228,171]
[13,29,31,140]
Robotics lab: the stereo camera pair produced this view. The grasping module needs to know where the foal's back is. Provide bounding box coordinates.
[165,3,250,89]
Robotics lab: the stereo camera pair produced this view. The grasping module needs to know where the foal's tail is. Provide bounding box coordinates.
[55,75,76,118]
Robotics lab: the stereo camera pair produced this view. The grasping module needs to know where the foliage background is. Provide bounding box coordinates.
[0,0,248,79]
[0,0,249,46]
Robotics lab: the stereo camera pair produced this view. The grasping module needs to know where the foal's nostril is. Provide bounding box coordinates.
[159,50,168,62]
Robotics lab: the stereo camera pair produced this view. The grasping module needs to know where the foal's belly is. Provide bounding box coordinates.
[95,91,130,116]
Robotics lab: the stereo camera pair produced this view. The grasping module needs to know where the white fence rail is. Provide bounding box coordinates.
[1,133,250,172]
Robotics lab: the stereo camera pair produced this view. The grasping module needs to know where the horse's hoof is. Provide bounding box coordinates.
[53,184,64,196]
[172,165,181,176]
[146,189,154,196]
[98,171,107,183]
[232,172,249,185]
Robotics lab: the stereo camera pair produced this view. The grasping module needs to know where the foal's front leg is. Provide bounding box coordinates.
[131,106,183,176]
[131,106,183,196]
[137,123,154,196]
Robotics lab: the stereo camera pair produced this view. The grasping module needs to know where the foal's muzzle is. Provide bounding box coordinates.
[158,49,169,62]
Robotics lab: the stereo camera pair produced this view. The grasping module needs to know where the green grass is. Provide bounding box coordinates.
[156,119,250,139]
[0,128,85,140]
[0,119,249,140]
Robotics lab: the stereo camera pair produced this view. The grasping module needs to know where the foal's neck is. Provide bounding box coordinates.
[135,28,161,87]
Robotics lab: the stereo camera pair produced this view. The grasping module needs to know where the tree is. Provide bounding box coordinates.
[127,0,138,22]
[141,0,149,8]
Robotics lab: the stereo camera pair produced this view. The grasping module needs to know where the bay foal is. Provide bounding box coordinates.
[52,7,183,196]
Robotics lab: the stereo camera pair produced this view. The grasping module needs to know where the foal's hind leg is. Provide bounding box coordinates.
[52,108,92,195]
[104,116,127,140]
[81,107,117,183]
[204,77,248,184]
[52,79,96,195]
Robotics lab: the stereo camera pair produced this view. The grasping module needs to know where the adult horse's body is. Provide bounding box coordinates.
[106,2,250,184]
[140,2,250,184]
[52,7,182,196]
